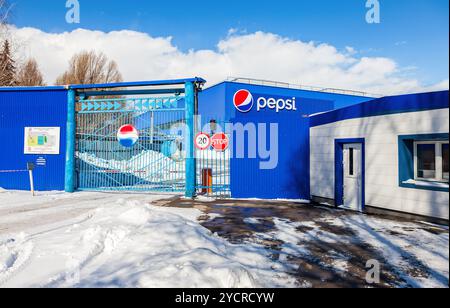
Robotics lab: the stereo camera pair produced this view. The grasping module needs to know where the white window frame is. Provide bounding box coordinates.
[414,140,449,183]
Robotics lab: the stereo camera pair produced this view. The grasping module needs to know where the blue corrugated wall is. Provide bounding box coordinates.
[199,82,371,200]
[0,81,370,196]
[0,89,68,191]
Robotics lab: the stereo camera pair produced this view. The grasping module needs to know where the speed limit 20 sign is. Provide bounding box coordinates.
[195,133,211,150]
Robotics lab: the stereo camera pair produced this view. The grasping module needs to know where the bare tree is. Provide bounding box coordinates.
[1,0,12,39]
[56,51,123,85]
[57,51,124,131]
[16,58,45,86]
[0,0,11,25]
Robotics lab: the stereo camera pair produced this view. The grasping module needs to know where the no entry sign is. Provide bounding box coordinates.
[211,133,229,152]
[195,132,211,150]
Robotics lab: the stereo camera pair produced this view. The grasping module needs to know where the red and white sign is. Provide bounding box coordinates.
[195,132,211,150]
[117,124,139,148]
[211,133,229,152]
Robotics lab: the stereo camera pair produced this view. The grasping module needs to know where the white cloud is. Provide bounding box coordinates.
[422,79,449,93]
[344,46,357,56]
[395,41,407,46]
[9,26,449,96]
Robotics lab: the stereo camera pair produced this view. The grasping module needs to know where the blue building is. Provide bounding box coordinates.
[198,78,372,200]
[1,78,448,221]
[0,79,203,194]
[0,87,68,191]
[0,78,371,197]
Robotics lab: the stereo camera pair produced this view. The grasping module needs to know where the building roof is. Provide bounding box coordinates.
[0,78,206,92]
[0,86,67,92]
[309,90,449,127]
[69,78,206,90]
[205,77,379,98]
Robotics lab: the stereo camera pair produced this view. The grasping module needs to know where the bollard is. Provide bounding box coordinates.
[202,168,213,195]
[27,162,35,197]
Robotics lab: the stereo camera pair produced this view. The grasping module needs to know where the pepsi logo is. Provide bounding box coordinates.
[233,89,254,113]
[117,124,139,148]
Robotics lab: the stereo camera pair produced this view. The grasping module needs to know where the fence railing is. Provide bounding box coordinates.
[195,120,231,198]
[226,76,382,98]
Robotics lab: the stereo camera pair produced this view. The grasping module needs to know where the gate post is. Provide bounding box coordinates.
[185,82,196,198]
[65,88,76,193]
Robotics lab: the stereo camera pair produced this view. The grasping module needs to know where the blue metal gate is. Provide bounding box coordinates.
[195,119,231,198]
[75,96,187,192]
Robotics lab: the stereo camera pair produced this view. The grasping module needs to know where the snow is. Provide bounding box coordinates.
[194,195,216,203]
[0,190,448,288]
[257,216,449,288]
[244,217,262,225]
[77,149,231,179]
[340,215,449,288]
[77,151,185,182]
[403,179,449,189]
[77,150,230,187]
[0,191,294,288]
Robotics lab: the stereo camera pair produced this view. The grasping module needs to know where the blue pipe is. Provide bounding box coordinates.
[81,88,185,97]
[185,82,196,198]
[65,89,76,192]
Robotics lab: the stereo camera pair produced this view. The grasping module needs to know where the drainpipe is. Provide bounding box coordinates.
[185,82,196,198]
[65,87,76,193]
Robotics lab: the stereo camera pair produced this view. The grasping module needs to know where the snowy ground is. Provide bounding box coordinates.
[0,190,448,288]
[0,190,293,288]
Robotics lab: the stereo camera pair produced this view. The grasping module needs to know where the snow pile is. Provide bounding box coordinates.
[0,234,34,286]
[0,194,295,288]
[77,150,185,182]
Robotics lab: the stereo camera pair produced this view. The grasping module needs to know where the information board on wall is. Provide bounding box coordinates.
[24,127,61,155]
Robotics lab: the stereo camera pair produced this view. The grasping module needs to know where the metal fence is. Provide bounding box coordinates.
[226,76,381,98]
[195,120,231,198]
[75,96,187,192]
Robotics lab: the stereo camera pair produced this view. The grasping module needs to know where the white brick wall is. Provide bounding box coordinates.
[310,108,449,220]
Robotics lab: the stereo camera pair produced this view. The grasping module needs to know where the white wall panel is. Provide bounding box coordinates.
[310,108,449,220]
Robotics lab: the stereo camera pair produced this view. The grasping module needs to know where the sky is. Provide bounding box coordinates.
[6,0,450,94]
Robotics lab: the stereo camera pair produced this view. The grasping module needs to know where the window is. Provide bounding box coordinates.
[399,134,449,192]
[414,141,449,183]
[416,143,436,179]
[443,144,449,181]
[349,148,354,176]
